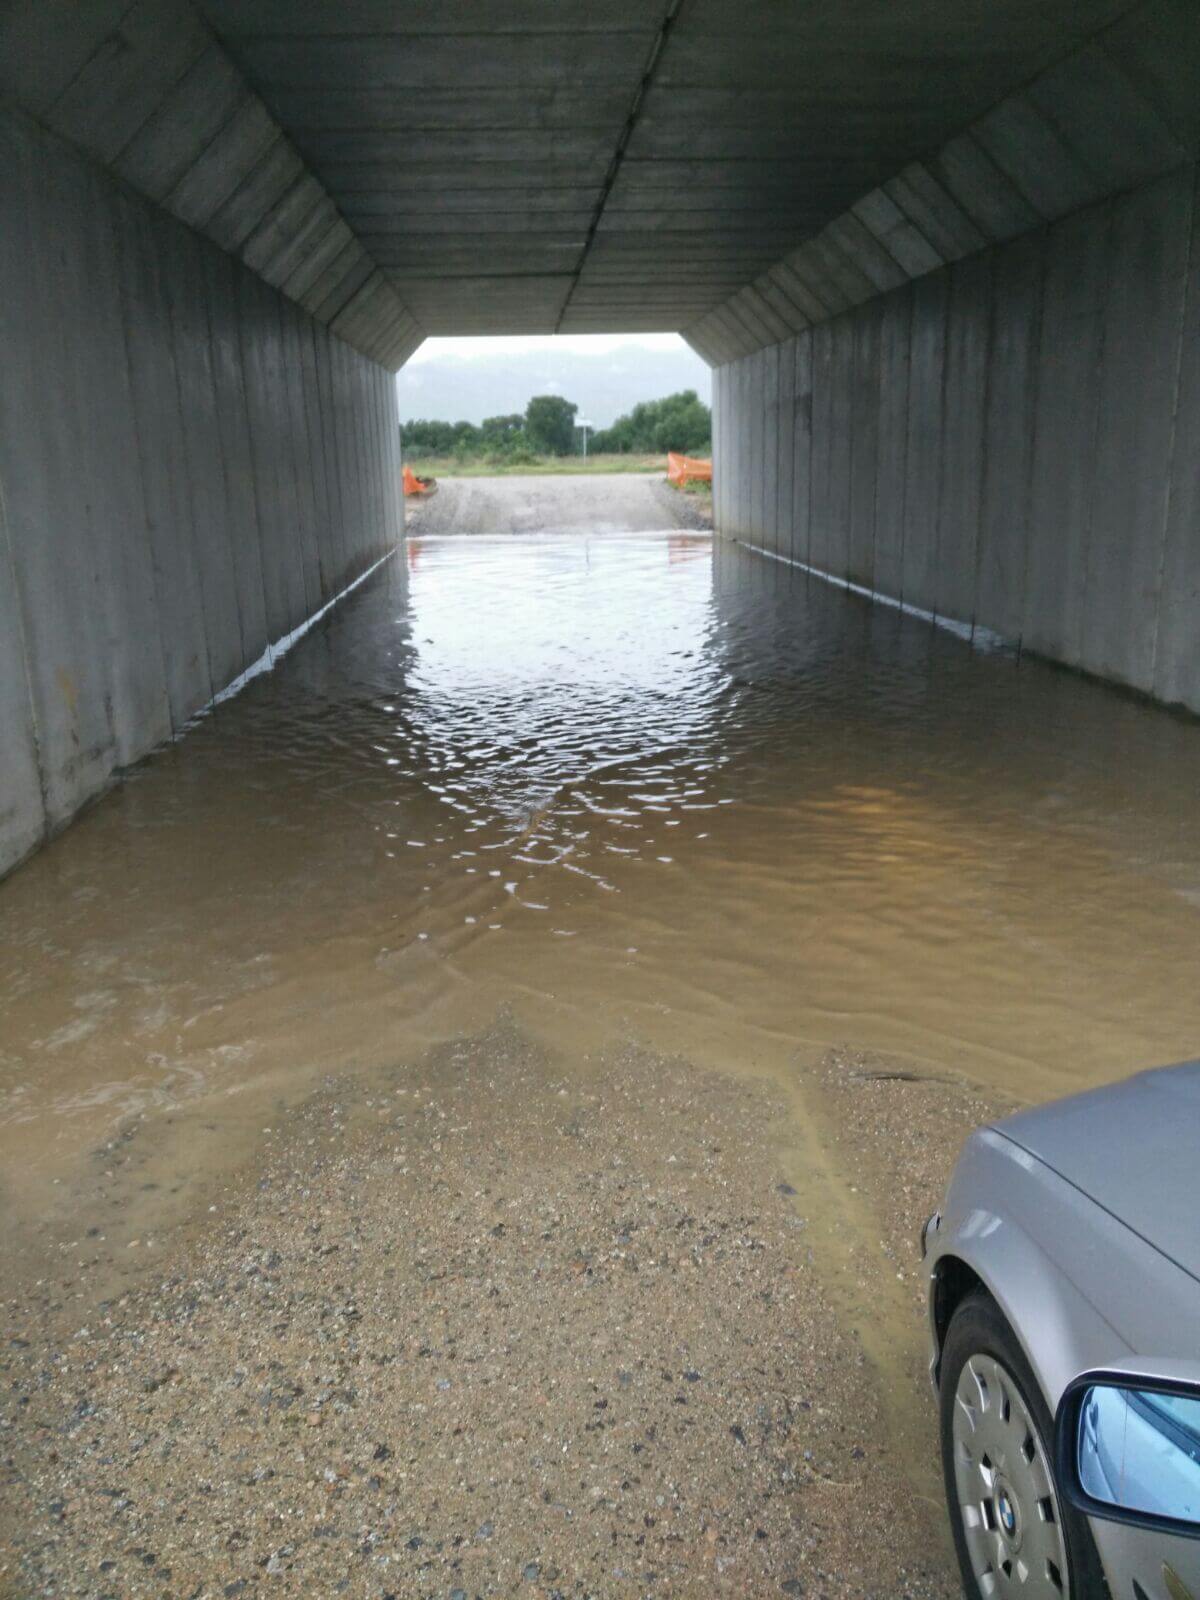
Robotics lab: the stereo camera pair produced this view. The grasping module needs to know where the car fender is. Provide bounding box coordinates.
[927,1128,1132,1413]
[929,1124,1200,1599]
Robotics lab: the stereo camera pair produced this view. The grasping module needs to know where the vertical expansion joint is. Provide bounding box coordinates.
[554,0,685,332]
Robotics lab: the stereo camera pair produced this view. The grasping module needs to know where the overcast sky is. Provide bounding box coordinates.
[406,333,688,364]
[396,333,711,429]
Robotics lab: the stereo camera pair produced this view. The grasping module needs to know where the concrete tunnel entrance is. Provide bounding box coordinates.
[2,2,1200,1595]
[2,0,1199,877]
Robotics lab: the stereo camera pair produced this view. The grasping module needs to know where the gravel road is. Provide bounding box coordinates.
[405,474,712,538]
[2,1030,991,1599]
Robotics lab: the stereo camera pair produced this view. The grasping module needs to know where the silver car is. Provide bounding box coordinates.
[923,1061,1200,1599]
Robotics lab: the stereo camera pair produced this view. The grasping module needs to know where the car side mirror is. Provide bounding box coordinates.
[1055,1368,1200,1540]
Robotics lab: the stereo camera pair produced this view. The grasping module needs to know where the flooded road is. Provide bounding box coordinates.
[4,522,1200,1595]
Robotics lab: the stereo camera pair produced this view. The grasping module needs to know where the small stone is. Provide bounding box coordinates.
[776,1183,797,1196]
[523,1561,540,1581]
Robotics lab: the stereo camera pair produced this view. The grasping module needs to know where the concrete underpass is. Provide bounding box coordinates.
[2,4,1200,1596]
[2,0,1199,874]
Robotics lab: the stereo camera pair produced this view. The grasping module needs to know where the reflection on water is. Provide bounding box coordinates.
[3,529,1200,1215]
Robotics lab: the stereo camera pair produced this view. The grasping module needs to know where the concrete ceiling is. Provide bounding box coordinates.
[8,0,1188,369]
[197,0,1136,341]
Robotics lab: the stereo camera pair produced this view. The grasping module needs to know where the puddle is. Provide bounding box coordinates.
[3,528,1200,1583]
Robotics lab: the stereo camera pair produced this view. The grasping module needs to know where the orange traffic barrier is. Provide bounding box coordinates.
[403,465,436,496]
[667,452,712,487]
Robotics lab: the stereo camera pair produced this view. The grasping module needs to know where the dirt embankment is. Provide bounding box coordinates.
[405,474,712,538]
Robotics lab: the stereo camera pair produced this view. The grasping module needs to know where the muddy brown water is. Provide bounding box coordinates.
[4,527,1200,1588]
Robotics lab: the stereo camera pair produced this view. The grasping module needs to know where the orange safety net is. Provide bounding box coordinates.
[403,465,434,496]
[667,452,712,487]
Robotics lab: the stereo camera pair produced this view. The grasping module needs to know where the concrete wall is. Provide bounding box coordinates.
[0,107,403,877]
[712,162,1200,715]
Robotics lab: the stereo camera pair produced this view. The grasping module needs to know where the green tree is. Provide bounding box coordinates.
[524,394,578,456]
[592,390,711,454]
[480,413,525,445]
[400,417,481,455]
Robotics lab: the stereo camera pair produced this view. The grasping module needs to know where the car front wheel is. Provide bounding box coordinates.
[939,1289,1108,1599]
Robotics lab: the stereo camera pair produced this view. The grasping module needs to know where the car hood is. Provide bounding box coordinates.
[993,1060,1200,1284]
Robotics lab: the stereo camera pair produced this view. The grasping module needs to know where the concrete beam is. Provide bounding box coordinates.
[767,261,832,324]
[805,230,877,307]
[1027,42,1185,198]
[169,97,280,231]
[679,327,720,366]
[929,133,1041,244]
[852,190,943,279]
[974,93,1106,219]
[822,213,908,295]
[49,0,210,167]
[753,274,810,335]
[883,162,987,263]
[115,44,248,203]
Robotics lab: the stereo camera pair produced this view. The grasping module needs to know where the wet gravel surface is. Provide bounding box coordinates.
[816,1050,1010,1315]
[2,1025,964,1599]
[812,1051,1010,1423]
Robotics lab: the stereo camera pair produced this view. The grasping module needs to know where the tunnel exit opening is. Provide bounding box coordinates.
[395,331,712,469]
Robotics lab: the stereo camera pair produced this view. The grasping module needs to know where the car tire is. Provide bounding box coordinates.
[939,1289,1108,1599]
